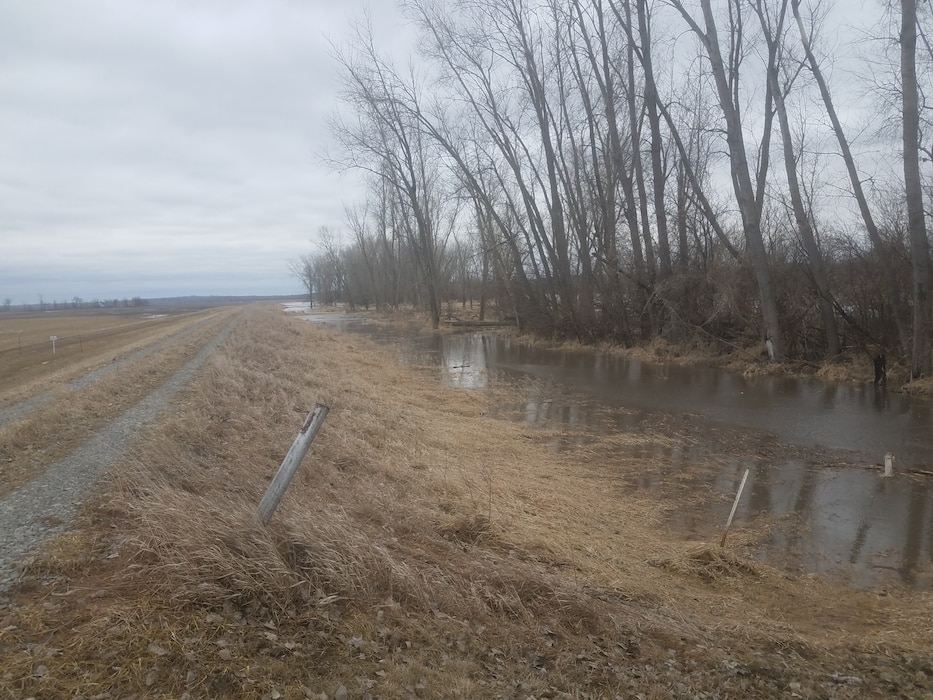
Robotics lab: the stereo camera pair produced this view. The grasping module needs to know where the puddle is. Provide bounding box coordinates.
[295,309,933,589]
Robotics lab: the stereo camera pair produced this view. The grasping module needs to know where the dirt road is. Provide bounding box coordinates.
[0,312,240,597]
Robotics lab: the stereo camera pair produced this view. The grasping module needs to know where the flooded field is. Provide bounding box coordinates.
[291,306,933,590]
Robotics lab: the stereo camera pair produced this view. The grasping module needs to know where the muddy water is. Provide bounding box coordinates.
[296,309,933,590]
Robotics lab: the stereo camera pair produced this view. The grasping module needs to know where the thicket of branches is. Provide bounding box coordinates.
[299,0,932,375]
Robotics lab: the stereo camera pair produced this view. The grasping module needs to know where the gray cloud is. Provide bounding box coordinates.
[0,0,409,304]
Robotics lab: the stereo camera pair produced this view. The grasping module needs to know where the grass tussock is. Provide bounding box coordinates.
[650,545,763,583]
[2,305,932,699]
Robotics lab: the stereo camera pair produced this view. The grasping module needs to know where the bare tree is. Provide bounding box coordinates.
[901,0,932,376]
[751,0,839,357]
[345,200,383,310]
[288,256,314,309]
[668,0,783,358]
[406,0,578,331]
[790,0,910,358]
[635,0,673,278]
[329,22,445,327]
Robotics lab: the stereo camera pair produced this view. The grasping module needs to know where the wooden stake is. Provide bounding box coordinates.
[720,468,750,547]
[257,403,329,525]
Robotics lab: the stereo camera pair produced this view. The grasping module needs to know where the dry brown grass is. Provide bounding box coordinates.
[1,306,931,699]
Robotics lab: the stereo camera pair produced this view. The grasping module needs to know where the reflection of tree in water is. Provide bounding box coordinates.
[748,463,771,515]
[848,521,871,567]
[898,481,929,587]
[783,466,818,570]
[820,383,838,409]
[872,386,889,413]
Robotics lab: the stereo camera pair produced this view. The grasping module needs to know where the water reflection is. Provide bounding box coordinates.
[297,310,933,589]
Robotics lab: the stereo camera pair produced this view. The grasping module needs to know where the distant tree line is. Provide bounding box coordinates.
[0,296,149,312]
[302,0,932,377]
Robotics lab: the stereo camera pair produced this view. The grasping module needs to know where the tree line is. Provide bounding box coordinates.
[1,297,150,312]
[295,0,932,377]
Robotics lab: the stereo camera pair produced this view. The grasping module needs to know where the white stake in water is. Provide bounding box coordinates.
[720,467,750,547]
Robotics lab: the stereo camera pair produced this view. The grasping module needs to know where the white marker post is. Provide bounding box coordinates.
[720,468,750,547]
[883,453,895,477]
[50,335,58,354]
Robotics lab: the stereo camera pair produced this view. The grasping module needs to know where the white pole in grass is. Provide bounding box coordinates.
[720,468,750,547]
[257,403,329,525]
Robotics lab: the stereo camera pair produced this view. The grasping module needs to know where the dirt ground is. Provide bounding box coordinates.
[0,304,931,699]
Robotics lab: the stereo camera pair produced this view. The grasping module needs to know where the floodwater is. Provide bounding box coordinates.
[291,306,933,590]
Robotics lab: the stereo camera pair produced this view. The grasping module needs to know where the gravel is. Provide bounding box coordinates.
[0,315,239,599]
[0,315,216,429]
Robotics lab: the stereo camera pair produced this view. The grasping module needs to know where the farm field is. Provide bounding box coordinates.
[0,306,240,497]
[0,306,228,398]
[0,305,931,699]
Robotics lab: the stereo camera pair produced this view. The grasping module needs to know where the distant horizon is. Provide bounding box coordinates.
[0,275,308,307]
[1,290,307,309]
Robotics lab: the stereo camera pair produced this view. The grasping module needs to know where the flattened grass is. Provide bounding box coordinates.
[2,305,931,699]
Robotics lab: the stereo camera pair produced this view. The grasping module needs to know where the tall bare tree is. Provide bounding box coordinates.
[901,0,932,376]
[668,0,783,358]
[330,24,445,327]
[752,0,839,357]
[635,0,673,278]
[288,255,314,309]
[790,0,910,358]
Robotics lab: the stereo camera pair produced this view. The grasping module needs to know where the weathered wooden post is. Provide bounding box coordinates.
[257,403,329,525]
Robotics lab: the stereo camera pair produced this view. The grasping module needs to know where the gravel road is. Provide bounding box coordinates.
[0,314,240,599]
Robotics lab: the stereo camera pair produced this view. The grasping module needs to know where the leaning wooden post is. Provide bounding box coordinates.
[257,403,329,525]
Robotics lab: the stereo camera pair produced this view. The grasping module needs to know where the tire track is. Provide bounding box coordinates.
[0,314,240,597]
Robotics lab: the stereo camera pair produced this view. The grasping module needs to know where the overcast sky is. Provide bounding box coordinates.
[0,0,414,304]
[0,1,893,306]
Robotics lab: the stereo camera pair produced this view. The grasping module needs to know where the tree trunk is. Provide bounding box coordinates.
[637,0,672,278]
[773,84,840,356]
[901,0,932,377]
[626,30,657,284]
[755,0,839,357]
[791,0,911,358]
[672,0,783,358]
